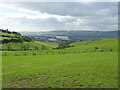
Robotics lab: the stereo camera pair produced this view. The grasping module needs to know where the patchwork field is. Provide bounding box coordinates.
[2,52,118,88]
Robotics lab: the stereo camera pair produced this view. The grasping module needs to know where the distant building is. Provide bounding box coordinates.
[55,36,70,41]
[48,38,57,42]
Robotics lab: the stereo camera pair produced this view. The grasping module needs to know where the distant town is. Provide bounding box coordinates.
[20,30,118,42]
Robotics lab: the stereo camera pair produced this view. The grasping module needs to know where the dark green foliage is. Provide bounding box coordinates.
[57,41,70,49]
[6,44,11,51]
[110,49,112,52]
[21,36,32,42]
[94,47,99,49]
[21,44,30,51]
[1,29,32,43]
[12,31,21,36]
[41,45,47,50]
[34,46,39,50]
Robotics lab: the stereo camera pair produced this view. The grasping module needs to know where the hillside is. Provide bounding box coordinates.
[1,39,118,56]
[67,39,118,52]
[0,29,53,51]
[0,29,32,43]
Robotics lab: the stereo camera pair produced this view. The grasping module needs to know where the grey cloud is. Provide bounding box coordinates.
[8,2,117,17]
[1,2,118,31]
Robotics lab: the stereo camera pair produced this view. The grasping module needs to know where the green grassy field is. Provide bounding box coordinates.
[2,52,118,88]
[1,39,118,56]
[68,39,118,52]
[0,50,1,89]
[1,41,53,51]
[42,41,58,48]
[2,39,118,88]
[0,31,21,41]
[2,32,15,37]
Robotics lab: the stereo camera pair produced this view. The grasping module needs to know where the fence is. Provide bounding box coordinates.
[1,49,114,56]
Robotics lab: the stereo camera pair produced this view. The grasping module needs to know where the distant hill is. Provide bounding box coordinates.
[20,30,118,41]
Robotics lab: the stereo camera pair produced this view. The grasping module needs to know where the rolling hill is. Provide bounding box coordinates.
[0,29,53,51]
[67,39,118,52]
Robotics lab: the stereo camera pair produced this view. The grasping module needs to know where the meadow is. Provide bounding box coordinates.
[2,52,118,88]
[2,39,118,56]
[2,39,118,88]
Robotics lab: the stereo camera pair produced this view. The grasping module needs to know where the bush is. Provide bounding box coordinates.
[57,41,70,49]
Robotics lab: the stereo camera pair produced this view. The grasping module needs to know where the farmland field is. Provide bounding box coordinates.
[2,52,118,88]
[1,31,118,88]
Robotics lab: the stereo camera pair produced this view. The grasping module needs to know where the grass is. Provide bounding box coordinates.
[0,50,1,89]
[68,39,118,52]
[1,37,17,40]
[1,32,15,37]
[0,32,20,41]
[42,41,58,48]
[1,39,118,56]
[1,31,55,50]
[1,39,118,88]
[2,52,118,88]
[1,41,53,50]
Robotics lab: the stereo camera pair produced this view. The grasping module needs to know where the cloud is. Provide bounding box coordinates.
[11,2,117,17]
[0,2,118,31]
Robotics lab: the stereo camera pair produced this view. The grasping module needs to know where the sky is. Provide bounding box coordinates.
[0,2,118,32]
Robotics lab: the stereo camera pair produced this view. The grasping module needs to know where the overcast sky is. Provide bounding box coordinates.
[0,2,118,32]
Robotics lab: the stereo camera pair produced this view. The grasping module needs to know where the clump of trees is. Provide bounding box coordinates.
[41,45,47,50]
[0,29,21,35]
[57,41,71,49]
[21,44,30,51]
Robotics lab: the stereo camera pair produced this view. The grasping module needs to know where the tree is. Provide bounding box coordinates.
[6,29,8,32]
[6,44,11,51]
[58,41,70,49]
[41,45,47,50]
[21,44,30,51]
[26,44,30,50]
[34,46,39,50]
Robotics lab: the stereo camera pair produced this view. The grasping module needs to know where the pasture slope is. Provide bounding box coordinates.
[2,41,53,51]
[2,39,118,88]
[68,39,118,52]
[0,29,53,51]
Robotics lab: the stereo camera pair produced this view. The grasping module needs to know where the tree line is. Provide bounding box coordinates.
[0,29,21,35]
[1,29,32,43]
